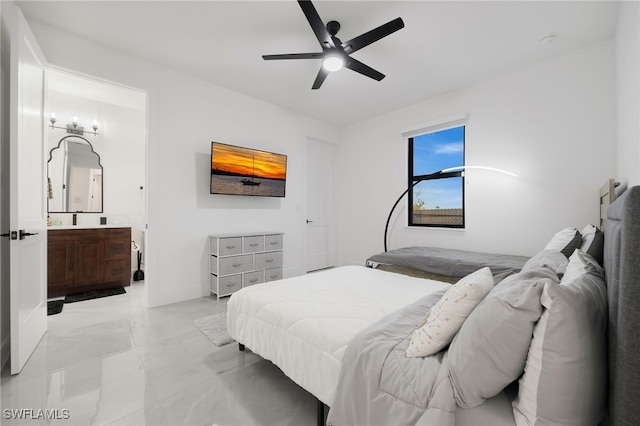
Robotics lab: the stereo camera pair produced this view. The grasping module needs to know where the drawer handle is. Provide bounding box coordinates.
[225,282,237,288]
[249,243,258,247]
[269,242,279,245]
[270,275,279,279]
[249,279,258,283]
[266,259,274,263]
[226,245,237,249]
[232,263,242,268]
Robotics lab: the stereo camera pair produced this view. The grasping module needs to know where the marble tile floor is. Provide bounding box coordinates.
[1,282,317,425]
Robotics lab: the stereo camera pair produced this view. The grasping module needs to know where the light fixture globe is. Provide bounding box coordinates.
[322,55,344,72]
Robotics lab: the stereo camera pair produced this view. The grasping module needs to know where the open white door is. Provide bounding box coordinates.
[303,137,336,272]
[4,5,48,375]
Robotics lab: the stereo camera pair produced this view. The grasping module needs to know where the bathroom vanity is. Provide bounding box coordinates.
[47,226,131,297]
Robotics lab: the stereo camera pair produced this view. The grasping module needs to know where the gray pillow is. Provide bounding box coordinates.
[521,249,568,277]
[580,224,605,266]
[512,255,607,425]
[447,268,558,408]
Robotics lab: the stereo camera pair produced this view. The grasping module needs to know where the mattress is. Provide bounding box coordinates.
[226,265,450,406]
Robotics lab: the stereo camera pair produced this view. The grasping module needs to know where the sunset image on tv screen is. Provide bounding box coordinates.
[211,142,287,197]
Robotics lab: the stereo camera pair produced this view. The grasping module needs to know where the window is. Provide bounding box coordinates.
[408,125,465,228]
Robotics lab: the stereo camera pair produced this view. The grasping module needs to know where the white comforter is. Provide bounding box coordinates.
[226,265,450,406]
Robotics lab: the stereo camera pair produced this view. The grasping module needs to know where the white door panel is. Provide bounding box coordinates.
[303,138,336,272]
[5,4,48,375]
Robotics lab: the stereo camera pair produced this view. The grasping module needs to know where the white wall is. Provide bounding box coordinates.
[615,1,640,187]
[27,20,339,308]
[46,75,147,251]
[337,41,616,265]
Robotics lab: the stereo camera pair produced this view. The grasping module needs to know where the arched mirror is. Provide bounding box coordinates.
[48,135,103,213]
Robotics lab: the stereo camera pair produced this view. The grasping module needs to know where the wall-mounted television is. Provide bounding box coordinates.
[210,142,287,197]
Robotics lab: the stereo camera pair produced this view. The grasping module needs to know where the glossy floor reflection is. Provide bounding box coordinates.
[1,282,317,425]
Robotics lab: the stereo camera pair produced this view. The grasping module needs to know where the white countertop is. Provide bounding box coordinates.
[48,224,131,230]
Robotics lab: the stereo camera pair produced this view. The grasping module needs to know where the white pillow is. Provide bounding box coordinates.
[561,250,588,284]
[406,267,494,358]
[543,227,582,258]
[561,249,604,285]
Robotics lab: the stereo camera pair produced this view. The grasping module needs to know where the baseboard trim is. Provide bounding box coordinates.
[154,285,204,308]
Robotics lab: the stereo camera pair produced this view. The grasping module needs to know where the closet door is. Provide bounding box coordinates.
[303,137,336,272]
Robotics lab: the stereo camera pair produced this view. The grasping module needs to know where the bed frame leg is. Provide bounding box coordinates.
[317,398,326,426]
[238,343,245,351]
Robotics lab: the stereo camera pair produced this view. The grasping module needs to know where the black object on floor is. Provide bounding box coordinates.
[133,251,144,281]
[48,300,64,316]
[65,286,126,304]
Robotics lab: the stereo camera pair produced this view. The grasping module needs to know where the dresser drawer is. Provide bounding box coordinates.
[243,235,264,253]
[265,234,283,251]
[218,254,253,276]
[211,274,242,296]
[265,267,283,282]
[255,251,283,270]
[243,270,264,287]
[211,237,242,256]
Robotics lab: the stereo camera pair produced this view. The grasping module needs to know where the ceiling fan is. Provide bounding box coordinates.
[262,0,405,90]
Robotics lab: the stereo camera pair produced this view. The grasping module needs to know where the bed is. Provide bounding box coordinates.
[365,246,530,283]
[227,180,638,425]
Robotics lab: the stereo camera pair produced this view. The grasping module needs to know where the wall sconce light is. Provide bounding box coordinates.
[49,112,99,136]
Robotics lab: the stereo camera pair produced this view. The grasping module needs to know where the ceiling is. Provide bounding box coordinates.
[17,1,620,127]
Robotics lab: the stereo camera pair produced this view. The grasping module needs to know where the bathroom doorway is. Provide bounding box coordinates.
[46,68,148,308]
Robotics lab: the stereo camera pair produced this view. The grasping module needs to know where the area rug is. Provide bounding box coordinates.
[194,313,234,347]
[64,286,126,304]
[47,300,64,316]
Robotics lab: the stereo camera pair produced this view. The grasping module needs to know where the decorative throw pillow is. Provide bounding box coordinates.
[512,267,607,425]
[447,267,558,408]
[543,227,582,258]
[580,224,605,265]
[405,267,494,358]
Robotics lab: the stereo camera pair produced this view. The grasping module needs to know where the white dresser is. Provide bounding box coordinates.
[209,232,284,299]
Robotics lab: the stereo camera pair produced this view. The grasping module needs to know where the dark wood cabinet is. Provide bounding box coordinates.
[47,239,74,294]
[48,227,131,297]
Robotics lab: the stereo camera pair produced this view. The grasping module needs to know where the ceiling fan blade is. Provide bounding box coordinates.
[312,67,329,90]
[262,52,324,60]
[342,17,404,55]
[345,57,385,81]
[298,0,335,49]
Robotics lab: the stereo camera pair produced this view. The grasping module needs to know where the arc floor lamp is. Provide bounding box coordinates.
[384,166,518,252]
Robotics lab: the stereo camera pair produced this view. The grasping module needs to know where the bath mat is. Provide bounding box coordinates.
[194,313,234,347]
[47,300,64,315]
[65,286,126,303]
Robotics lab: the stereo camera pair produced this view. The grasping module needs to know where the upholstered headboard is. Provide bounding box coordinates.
[603,185,640,424]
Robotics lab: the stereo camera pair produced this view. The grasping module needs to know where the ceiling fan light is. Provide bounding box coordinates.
[322,56,344,72]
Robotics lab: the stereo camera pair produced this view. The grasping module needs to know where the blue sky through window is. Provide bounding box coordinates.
[412,126,464,210]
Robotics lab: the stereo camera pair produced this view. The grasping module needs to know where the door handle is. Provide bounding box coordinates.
[306,219,314,224]
[1,231,18,240]
[19,230,39,240]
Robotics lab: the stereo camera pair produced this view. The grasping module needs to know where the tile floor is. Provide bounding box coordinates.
[0,282,317,425]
